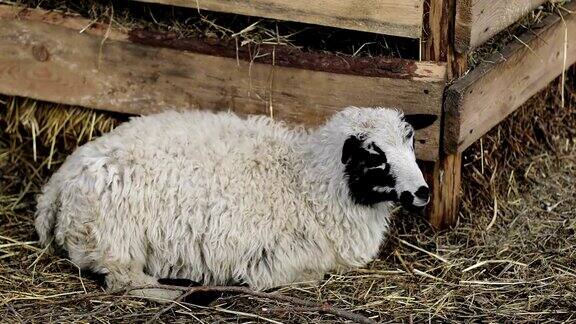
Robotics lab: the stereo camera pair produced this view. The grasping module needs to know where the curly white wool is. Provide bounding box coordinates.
[35,107,422,300]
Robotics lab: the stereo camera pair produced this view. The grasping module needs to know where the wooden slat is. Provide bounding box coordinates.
[455,0,547,52]
[445,1,576,153]
[133,0,424,38]
[422,0,451,63]
[0,6,446,161]
[422,0,466,230]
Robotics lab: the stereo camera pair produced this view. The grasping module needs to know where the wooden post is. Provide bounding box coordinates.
[422,0,467,229]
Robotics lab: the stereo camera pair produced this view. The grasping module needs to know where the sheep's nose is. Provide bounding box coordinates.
[414,186,430,201]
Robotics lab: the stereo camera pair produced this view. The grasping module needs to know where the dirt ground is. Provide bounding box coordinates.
[1,73,576,322]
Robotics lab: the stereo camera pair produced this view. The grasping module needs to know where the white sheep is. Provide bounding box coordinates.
[35,107,435,301]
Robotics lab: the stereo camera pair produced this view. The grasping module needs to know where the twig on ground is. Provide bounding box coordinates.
[145,284,379,324]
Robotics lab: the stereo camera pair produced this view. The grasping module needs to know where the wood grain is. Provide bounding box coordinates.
[133,0,424,38]
[446,1,576,153]
[422,0,465,229]
[0,5,446,161]
[455,0,547,52]
[422,0,451,63]
[429,153,461,229]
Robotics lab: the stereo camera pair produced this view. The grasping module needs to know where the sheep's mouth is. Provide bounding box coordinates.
[399,191,428,212]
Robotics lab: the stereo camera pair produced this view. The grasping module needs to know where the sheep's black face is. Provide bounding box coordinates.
[341,135,398,206]
[341,113,436,209]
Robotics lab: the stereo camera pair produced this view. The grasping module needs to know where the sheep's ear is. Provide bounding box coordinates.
[403,114,438,131]
[341,135,364,164]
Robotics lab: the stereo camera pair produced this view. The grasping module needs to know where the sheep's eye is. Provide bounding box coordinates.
[406,130,414,141]
[367,143,385,156]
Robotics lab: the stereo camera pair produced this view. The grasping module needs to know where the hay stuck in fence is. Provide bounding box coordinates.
[4,0,420,60]
[5,0,570,70]
[1,66,575,322]
[464,0,572,68]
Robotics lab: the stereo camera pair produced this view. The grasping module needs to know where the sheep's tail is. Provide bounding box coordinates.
[34,175,63,250]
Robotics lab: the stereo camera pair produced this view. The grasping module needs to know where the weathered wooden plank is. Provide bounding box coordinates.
[445,1,576,153]
[422,0,465,229]
[0,6,446,161]
[422,0,451,63]
[133,0,424,38]
[455,0,547,52]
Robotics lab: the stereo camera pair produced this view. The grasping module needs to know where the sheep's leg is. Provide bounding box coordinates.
[104,264,182,302]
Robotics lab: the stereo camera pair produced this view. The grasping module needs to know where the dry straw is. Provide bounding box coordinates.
[1,75,574,323]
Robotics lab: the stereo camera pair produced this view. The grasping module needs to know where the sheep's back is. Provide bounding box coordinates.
[58,110,321,284]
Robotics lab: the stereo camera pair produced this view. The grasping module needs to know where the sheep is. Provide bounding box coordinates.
[35,106,435,301]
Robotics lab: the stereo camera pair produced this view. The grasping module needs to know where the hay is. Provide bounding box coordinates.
[1,66,575,322]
